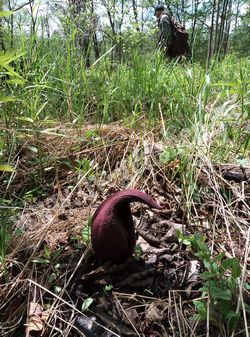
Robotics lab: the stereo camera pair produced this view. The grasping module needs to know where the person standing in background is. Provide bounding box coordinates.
[155,3,190,59]
[155,4,172,57]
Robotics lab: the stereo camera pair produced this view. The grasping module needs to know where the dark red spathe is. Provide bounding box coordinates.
[91,189,162,263]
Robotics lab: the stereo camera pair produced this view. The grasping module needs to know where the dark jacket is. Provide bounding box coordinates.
[157,12,172,51]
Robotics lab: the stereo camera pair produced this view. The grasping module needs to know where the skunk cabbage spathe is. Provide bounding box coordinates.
[91,189,162,263]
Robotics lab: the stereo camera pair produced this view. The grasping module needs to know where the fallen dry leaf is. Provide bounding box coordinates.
[26,302,49,336]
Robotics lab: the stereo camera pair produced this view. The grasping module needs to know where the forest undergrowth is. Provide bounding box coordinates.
[0,47,249,336]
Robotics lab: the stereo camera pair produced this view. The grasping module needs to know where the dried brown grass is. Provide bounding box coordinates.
[0,122,249,337]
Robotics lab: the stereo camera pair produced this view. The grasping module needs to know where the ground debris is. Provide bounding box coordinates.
[26,302,49,336]
[1,123,249,337]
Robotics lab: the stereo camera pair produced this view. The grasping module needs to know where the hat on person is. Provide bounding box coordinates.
[154,4,165,14]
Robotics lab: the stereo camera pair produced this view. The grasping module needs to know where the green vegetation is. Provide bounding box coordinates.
[0,3,249,337]
[178,231,249,334]
[1,42,249,161]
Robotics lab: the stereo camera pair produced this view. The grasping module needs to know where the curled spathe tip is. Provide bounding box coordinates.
[91,189,163,263]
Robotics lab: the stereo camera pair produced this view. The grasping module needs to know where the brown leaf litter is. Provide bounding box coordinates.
[0,122,249,337]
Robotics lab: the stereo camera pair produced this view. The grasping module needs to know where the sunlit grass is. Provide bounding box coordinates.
[1,34,249,169]
[0,32,249,336]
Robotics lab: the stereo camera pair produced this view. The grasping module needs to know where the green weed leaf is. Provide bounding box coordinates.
[104,284,113,291]
[214,252,225,261]
[48,273,57,283]
[226,311,240,331]
[201,271,217,280]
[222,257,241,278]
[193,300,207,320]
[82,297,94,311]
[210,286,232,301]
[0,165,16,172]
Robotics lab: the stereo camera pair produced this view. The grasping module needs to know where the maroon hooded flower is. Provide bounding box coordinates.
[91,189,162,263]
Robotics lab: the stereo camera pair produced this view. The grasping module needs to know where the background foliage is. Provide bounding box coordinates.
[0,2,249,337]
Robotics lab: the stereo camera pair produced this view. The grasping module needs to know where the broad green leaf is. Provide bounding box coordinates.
[225,311,238,320]
[201,271,217,280]
[0,165,16,172]
[190,234,210,255]
[219,300,232,315]
[222,257,241,278]
[214,252,225,262]
[81,297,93,311]
[193,300,207,320]
[226,311,240,331]
[198,286,209,295]
[182,239,192,245]
[210,261,219,273]
[210,286,232,300]
[104,284,113,291]
[48,273,57,283]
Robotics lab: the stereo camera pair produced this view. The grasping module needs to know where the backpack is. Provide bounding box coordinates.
[167,16,190,57]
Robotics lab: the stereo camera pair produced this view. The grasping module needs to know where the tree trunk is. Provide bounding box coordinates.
[104,0,116,63]
[103,0,125,62]
[6,0,14,48]
[118,0,125,61]
[216,0,228,56]
[0,0,5,51]
[191,0,199,48]
[68,0,91,68]
[105,3,116,35]
[91,0,100,60]
[141,1,144,31]
[223,0,232,55]
[181,0,185,26]
[132,0,140,31]
[213,0,221,56]
[207,0,216,63]
[234,0,240,28]
[29,0,38,47]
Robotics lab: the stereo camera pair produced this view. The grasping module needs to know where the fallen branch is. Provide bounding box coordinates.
[14,0,35,12]
[214,163,250,183]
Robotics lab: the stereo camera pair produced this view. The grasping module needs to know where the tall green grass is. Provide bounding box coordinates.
[1,35,249,223]
[1,29,249,335]
[1,33,249,166]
